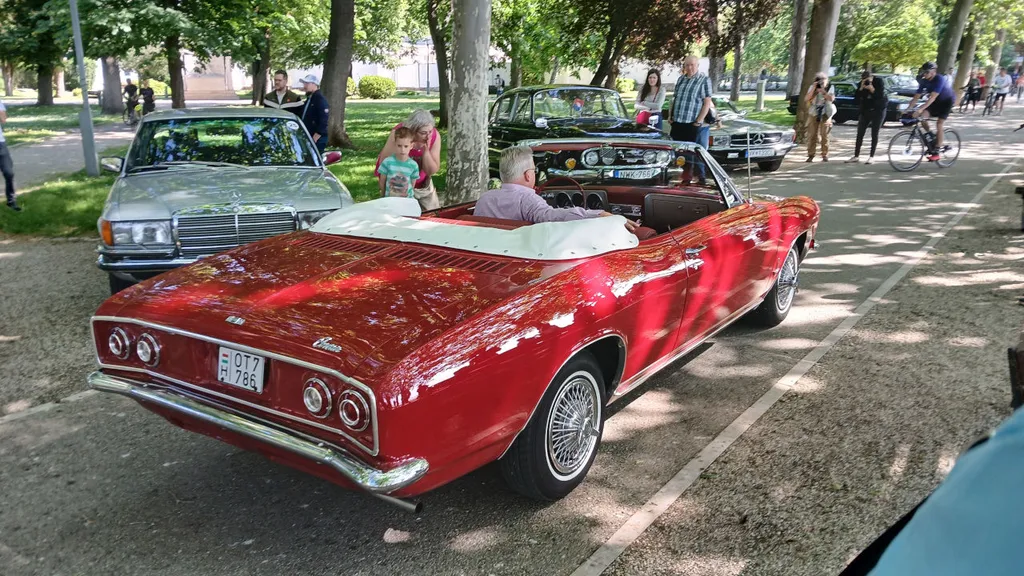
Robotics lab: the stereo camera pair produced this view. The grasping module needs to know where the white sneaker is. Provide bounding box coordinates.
[846,156,860,163]
[865,156,875,164]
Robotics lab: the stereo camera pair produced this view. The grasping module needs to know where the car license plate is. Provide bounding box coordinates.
[217,346,266,394]
[746,148,775,159]
[612,168,659,179]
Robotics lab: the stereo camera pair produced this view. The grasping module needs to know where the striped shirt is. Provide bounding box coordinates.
[671,73,713,124]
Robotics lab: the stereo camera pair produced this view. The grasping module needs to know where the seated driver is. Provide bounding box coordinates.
[475,145,638,231]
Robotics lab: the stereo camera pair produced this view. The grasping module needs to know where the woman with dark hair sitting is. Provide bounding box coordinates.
[635,69,666,130]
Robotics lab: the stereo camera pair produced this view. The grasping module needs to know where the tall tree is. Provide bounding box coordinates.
[936,0,974,73]
[796,0,843,143]
[446,0,491,204]
[425,0,452,128]
[322,0,356,148]
[787,0,809,96]
[953,16,980,93]
[851,0,937,71]
[0,0,70,105]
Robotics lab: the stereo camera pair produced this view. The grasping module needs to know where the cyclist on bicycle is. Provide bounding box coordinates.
[904,62,955,162]
[961,70,981,112]
[123,78,139,121]
[139,79,155,116]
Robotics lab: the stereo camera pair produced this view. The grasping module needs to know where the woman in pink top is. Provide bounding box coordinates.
[376,109,442,210]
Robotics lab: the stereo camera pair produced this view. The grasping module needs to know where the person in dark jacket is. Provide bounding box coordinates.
[264,70,303,114]
[846,70,888,164]
[299,74,329,153]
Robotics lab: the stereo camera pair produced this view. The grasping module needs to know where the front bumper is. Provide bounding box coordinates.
[710,143,796,165]
[87,372,429,504]
[96,251,195,281]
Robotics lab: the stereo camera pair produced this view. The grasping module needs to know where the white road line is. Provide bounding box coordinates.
[0,390,98,425]
[571,158,1020,576]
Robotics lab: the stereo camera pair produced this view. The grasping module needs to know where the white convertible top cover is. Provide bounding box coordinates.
[310,197,639,260]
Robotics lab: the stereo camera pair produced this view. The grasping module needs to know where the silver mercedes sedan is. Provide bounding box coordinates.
[96,107,352,294]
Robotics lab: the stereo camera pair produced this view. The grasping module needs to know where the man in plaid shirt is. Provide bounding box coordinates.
[670,55,713,143]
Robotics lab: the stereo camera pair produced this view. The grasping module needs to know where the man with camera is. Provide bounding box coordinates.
[804,72,836,162]
[847,70,888,164]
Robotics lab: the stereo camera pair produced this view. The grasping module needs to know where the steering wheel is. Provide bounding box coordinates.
[536,175,585,196]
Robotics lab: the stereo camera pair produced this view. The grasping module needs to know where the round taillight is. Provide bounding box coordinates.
[108,328,131,360]
[302,378,332,419]
[339,390,369,432]
[136,333,160,366]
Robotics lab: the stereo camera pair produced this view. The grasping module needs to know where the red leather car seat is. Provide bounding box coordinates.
[632,226,657,241]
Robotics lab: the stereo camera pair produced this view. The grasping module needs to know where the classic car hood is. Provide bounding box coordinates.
[106,168,343,221]
[545,118,664,139]
[99,233,549,383]
[718,116,790,133]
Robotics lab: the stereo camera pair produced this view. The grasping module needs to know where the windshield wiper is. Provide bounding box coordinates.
[127,160,250,174]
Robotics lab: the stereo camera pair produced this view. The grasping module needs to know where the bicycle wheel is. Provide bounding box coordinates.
[936,128,961,168]
[887,129,925,172]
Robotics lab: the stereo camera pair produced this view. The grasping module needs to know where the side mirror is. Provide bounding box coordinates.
[100,157,124,173]
[535,117,548,129]
[738,110,748,118]
[323,151,342,166]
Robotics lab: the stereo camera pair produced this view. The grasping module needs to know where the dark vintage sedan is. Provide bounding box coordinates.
[787,80,911,124]
[488,85,664,182]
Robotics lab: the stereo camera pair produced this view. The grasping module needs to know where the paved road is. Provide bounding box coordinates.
[1,109,1022,576]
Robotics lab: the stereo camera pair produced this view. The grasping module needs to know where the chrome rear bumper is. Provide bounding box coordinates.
[87,372,428,511]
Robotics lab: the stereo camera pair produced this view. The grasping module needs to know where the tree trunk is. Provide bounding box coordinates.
[730,34,744,102]
[53,69,63,97]
[36,65,54,106]
[427,0,451,129]
[323,0,356,149]
[590,31,617,87]
[101,56,123,115]
[446,0,492,205]
[549,55,560,84]
[795,0,843,144]
[165,34,186,109]
[251,30,271,106]
[2,62,13,97]
[953,18,980,98]
[787,0,809,98]
[510,54,522,88]
[936,0,974,74]
[708,54,724,94]
[984,28,1006,89]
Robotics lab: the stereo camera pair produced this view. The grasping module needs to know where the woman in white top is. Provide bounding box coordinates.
[635,69,666,130]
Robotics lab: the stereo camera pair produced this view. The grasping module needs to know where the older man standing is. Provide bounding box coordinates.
[669,56,713,144]
[299,74,329,153]
[475,145,637,229]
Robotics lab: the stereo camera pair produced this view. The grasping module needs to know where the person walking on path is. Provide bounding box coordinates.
[993,67,1012,115]
[299,74,329,154]
[805,71,836,162]
[0,100,19,211]
[847,70,888,164]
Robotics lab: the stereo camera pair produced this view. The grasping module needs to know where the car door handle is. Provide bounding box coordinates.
[685,246,707,256]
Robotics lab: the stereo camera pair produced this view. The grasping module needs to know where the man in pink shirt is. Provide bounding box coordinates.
[475,145,636,230]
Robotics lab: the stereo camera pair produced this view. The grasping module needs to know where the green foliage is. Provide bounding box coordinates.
[491,0,567,84]
[121,48,170,83]
[0,0,71,78]
[358,75,397,99]
[852,0,938,70]
[742,3,792,75]
[615,77,636,93]
[72,88,82,97]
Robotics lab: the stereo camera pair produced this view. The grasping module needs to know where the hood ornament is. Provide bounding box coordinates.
[226,316,245,326]
[313,337,342,353]
[230,189,242,210]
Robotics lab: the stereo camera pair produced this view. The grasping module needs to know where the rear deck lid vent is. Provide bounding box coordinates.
[292,233,393,255]
[387,246,511,274]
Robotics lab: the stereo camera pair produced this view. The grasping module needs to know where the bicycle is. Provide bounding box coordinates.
[887,112,961,172]
[958,88,979,113]
[122,99,139,126]
[981,90,997,116]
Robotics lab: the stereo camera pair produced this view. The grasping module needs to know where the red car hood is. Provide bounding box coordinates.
[99,233,551,382]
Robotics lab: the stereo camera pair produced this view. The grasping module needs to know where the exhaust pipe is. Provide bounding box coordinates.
[372,492,423,513]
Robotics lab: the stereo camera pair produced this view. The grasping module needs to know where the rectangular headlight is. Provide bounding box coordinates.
[110,221,172,246]
[782,132,795,144]
[711,134,731,148]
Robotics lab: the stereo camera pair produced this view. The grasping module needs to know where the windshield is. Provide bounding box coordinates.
[532,89,629,120]
[885,75,918,90]
[125,117,319,172]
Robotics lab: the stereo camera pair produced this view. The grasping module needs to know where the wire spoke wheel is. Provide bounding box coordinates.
[545,372,601,482]
[775,248,799,314]
[936,128,961,168]
[888,129,925,172]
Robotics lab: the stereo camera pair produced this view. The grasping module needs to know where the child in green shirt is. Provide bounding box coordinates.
[377,127,421,199]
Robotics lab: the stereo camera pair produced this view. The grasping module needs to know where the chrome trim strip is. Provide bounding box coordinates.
[90,315,380,456]
[96,255,198,272]
[87,372,426,495]
[497,332,627,460]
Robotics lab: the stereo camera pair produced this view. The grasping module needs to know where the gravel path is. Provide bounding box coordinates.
[606,164,1024,575]
[9,124,136,188]
[0,237,108,415]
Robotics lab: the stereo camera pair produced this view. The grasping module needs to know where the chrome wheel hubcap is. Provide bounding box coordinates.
[546,373,601,481]
[776,250,799,313]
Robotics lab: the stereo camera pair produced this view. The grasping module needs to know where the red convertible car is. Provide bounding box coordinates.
[88,142,819,511]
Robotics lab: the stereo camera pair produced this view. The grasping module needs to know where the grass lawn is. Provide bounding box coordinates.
[3,104,121,147]
[0,170,115,236]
